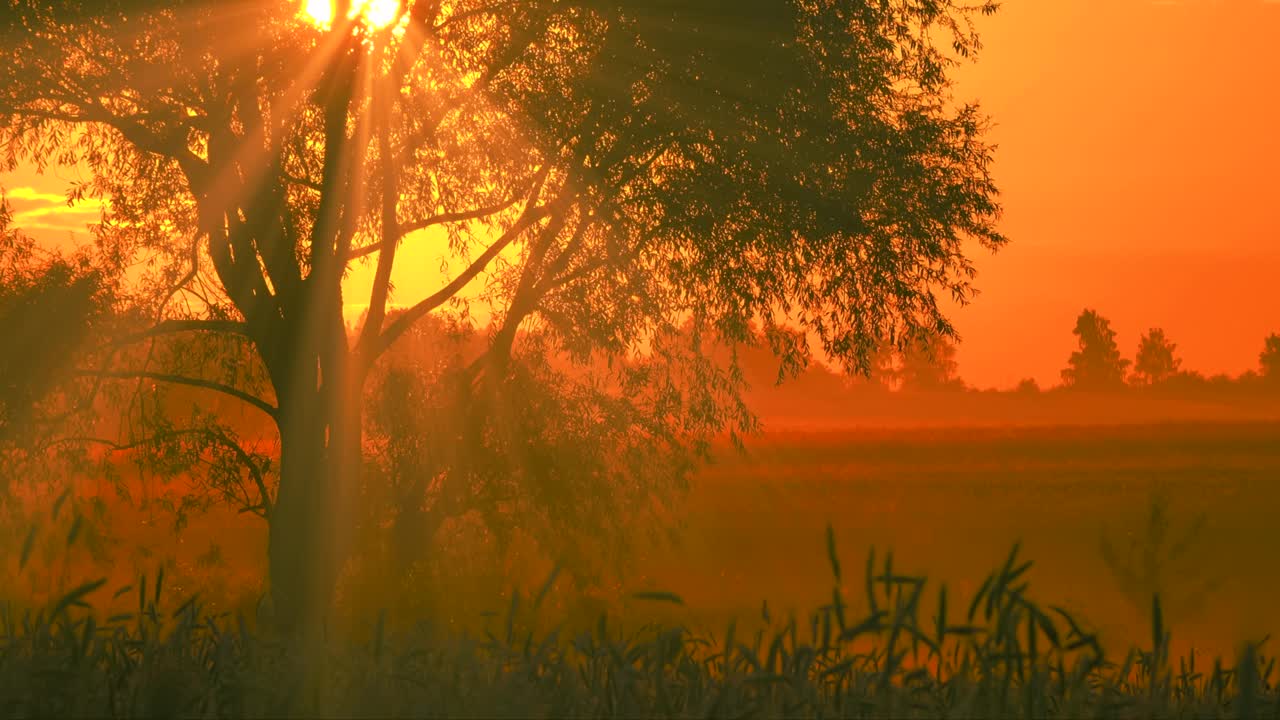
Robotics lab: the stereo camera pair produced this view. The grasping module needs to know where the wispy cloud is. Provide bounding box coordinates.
[4,186,69,204]
[3,185,103,240]
[13,205,100,220]
[4,185,103,227]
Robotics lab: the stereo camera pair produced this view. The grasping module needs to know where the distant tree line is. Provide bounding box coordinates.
[1057,308,1280,393]
[754,307,1280,396]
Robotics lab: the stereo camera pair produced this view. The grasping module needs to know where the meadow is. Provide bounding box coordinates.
[643,421,1280,663]
[5,420,1278,717]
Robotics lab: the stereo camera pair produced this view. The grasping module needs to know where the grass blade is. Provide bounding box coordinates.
[53,578,106,617]
[19,525,37,571]
[632,591,684,606]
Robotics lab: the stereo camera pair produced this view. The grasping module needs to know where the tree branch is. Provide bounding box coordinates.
[399,196,525,237]
[357,78,405,360]
[55,430,273,520]
[109,319,251,349]
[371,204,554,359]
[344,195,529,263]
[76,369,278,420]
[282,172,322,193]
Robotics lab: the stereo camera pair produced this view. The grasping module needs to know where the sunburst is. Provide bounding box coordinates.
[301,0,402,30]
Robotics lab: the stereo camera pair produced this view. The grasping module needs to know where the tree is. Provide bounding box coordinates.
[1261,333,1280,384]
[1130,327,1181,387]
[0,0,1006,633]
[891,336,964,391]
[846,343,900,392]
[357,314,708,612]
[0,194,109,442]
[1061,309,1129,390]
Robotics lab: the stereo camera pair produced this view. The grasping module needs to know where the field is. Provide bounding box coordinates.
[13,419,1277,661]
[6,420,1280,716]
[642,421,1280,661]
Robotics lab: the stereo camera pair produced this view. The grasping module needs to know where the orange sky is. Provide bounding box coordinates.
[3,0,1277,389]
[947,0,1280,387]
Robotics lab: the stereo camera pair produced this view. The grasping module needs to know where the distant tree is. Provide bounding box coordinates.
[1261,333,1280,384]
[1167,370,1205,386]
[1061,309,1129,390]
[0,195,109,442]
[1015,377,1040,394]
[1130,327,1181,387]
[892,336,964,391]
[849,344,899,391]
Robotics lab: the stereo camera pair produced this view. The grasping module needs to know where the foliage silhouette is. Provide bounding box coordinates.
[1062,309,1129,390]
[1261,333,1280,384]
[0,196,109,442]
[885,336,964,392]
[1130,327,1181,387]
[354,314,717,614]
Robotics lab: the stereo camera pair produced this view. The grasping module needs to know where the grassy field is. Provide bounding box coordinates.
[16,419,1276,662]
[641,421,1280,662]
[5,420,1280,716]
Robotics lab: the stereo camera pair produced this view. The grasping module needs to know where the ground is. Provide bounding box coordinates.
[13,420,1277,664]
[643,421,1280,661]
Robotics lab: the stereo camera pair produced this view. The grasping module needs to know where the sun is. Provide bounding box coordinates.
[301,0,402,30]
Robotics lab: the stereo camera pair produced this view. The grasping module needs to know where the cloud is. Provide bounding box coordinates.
[19,221,91,233]
[2,185,103,240]
[13,205,100,220]
[4,185,103,228]
[4,186,68,204]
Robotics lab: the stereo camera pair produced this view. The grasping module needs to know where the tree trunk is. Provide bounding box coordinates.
[265,330,363,638]
[269,414,334,636]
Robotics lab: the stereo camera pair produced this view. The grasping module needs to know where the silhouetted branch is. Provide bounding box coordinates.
[75,369,277,420]
[110,319,251,348]
[345,182,536,264]
[370,205,554,359]
[367,163,557,359]
[398,196,526,238]
[54,429,273,519]
[67,319,254,421]
[357,85,406,362]
[282,172,323,192]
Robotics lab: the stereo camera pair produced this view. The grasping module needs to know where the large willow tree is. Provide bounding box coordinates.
[0,0,1004,632]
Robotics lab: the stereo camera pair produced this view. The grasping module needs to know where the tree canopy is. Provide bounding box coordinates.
[1131,327,1180,387]
[889,336,963,391]
[1062,309,1128,390]
[1261,334,1280,384]
[0,195,108,442]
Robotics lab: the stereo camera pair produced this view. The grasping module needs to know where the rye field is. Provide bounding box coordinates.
[5,420,1280,717]
[643,421,1280,662]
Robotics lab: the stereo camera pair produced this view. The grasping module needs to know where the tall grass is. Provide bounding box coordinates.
[0,523,1274,718]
